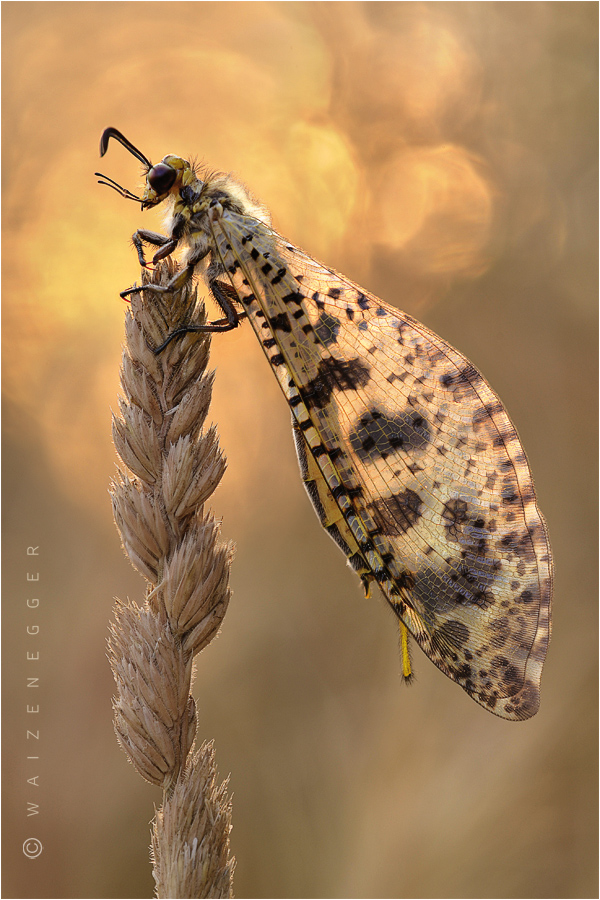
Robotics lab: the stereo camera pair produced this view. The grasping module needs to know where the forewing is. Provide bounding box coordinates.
[210,208,552,720]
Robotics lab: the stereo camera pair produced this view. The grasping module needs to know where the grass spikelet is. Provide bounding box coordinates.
[107,260,235,897]
[152,742,235,900]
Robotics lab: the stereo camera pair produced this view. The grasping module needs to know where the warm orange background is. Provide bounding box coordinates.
[3,3,597,898]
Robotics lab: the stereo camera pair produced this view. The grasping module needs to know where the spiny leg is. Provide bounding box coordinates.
[120,264,194,301]
[131,229,174,268]
[120,240,210,300]
[149,278,247,352]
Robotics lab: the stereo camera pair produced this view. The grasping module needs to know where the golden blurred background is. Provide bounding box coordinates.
[2,2,597,897]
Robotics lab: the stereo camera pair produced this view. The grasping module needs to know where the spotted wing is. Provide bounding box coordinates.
[210,209,552,720]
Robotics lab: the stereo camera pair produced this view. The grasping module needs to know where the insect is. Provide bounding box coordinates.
[98,127,552,720]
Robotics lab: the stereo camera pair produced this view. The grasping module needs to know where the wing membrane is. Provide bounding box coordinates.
[211,210,552,720]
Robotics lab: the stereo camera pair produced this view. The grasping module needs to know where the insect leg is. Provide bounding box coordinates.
[131,229,172,268]
[152,239,179,263]
[120,266,194,301]
[209,278,248,329]
[150,278,247,353]
[122,240,210,300]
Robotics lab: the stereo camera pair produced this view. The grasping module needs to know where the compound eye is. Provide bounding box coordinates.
[148,163,177,195]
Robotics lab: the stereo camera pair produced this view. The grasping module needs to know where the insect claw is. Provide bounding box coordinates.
[120,285,140,302]
[153,327,192,354]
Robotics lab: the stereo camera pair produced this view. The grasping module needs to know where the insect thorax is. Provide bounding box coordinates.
[165,172,270,276]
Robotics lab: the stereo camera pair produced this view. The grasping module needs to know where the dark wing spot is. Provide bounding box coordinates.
[301,357,371,409]
[271,266,287,285]
[504,680,540,718]
[349,408,431,461]
[314,312,341,346]
[439,364,482,397]
[500,529,536,563]
[267,313,292,333]
[432,620,471,657]
[368,489,423,536]
[491,656,523,696]
[282,291,303,305]
[501,482,521,505]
